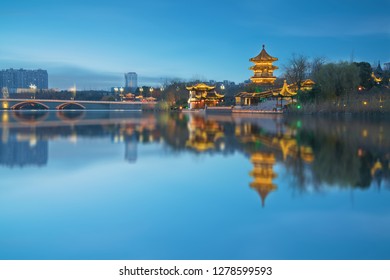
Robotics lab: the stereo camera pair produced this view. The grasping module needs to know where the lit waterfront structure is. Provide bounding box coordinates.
[272,80,297,107]
[235,43,315,107]
[249,45,278,86]
[125,72,137,91]
[0,68,48,93]
[186,83,224,109]
[236,45,278,106]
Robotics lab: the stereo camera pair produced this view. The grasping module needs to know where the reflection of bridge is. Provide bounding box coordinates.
[0,112,160,167]
[0,98,155,110]
[0,110,155,129]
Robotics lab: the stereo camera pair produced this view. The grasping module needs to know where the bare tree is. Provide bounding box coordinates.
[284,54,310,90]
[310,56,326,80]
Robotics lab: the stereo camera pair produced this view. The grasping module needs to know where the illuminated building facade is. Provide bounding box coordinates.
[236,45,279,106]
[186,83,224,109]
[249,45,278,86]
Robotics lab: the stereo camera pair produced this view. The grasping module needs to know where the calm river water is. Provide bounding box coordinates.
[0,110,389,260]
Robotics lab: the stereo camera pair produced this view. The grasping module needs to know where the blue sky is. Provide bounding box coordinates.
[1,0,389,89]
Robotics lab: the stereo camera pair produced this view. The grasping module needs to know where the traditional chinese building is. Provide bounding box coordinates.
[236,45,318,108]
[186,83,224,109]
[236,45,279,106]
[249,45,278,86]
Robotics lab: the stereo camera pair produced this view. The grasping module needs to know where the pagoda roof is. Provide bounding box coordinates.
[250,182,277,208]
[371,72,382,83]
[249,64,279,71]
[301,79,315,86]
[277,80,297,97]
[186,83,216,91]
[250,45,278,63]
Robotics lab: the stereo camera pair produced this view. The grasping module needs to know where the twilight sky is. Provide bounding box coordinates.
[0,0,389,89]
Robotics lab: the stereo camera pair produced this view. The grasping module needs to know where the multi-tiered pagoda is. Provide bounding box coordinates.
[249,45,278,86]
[236,45,279,106]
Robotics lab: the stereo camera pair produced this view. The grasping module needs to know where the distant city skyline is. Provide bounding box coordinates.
[1,0,389,90]
[0,68,48,93]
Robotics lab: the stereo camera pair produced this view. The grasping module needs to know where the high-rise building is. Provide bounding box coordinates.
[0,68,48,92]
[124,72,137,90]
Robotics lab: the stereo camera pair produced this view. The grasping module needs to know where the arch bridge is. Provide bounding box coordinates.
[1,99,150,111]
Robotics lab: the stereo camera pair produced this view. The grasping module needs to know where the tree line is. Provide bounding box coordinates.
[280,54,390,113]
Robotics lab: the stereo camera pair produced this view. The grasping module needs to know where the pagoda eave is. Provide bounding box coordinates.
[250,77,276,84]
[250,57,278,63]
[249,65,279,71]
[186,83,216,91]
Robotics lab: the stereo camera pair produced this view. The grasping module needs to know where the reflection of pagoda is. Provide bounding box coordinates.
[249,152,277,207]
[186,83,224,109]
[185,115,225,152]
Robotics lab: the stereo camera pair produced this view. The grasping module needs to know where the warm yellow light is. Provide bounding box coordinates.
[2,101,8,109]
[2,112,9,122]
[363,101,367,105]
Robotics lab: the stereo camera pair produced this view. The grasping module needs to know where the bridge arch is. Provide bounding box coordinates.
[12,110,49,124]
[56,102,86,110]
[56,110,86,122]
[11,101,50,110]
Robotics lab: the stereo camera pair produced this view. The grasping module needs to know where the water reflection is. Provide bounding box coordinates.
[1,111,389,203]
[1,110,390,260]
[0,132,47,167]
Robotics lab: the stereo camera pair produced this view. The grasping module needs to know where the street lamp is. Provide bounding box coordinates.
[149,87,154,94]
[29,84,37,99]
[70,84,77,100]
[113,87,118,101]
[139,87,144,96]
[119,87,124,101]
